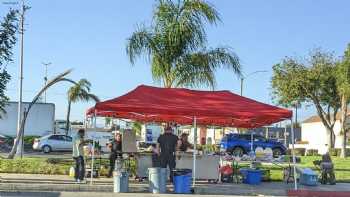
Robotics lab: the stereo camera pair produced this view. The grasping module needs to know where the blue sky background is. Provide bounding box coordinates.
[0,0,349,123]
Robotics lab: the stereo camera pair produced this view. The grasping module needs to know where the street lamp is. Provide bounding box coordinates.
[240,70,268,96]
[42,62,52,103]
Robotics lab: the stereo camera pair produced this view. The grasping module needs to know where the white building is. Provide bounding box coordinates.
[298,113,350,154]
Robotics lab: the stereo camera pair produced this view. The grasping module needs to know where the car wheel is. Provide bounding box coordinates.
[272,148,283,157]
[42,145,52,153]
[231,147,244,157]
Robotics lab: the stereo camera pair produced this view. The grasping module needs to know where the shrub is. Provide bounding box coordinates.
[293,148,306,156]
[306,149,319,156]
[0,158,71,175]
[23,136,40,145]
[330,148,341,156]
[347,148,350,156]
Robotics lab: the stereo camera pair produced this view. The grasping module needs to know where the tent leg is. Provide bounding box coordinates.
[193,116,197,187]
[93,110,97,129]
[284,124,287,147]
[291,119,298,190]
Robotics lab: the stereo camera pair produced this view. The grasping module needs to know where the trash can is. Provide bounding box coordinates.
[148,167,167,193]
[113,170,129,193]
[173,169,192,194]
[300,168,318,186]
[241,169,262,185]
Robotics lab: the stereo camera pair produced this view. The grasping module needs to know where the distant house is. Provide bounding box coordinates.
[298,112,350,154]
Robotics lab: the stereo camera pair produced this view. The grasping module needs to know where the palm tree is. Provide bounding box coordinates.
[65,79,99,134]
[126,0,241,88]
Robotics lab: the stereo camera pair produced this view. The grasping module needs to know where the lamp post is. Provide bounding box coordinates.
[15,0,27,158]
[240,70,268,96]
[42,62,52,103]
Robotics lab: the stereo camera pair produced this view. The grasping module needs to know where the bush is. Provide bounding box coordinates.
[0,158,71,175]
[293,148,306,156]
[306,149,319,156]
[330,148,341,156]
[347,148,350,156]
[23,136,40,145]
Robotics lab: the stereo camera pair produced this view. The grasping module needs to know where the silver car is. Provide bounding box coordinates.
[33,134,72,153]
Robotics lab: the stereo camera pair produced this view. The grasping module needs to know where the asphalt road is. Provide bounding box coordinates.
[0,192,250,197]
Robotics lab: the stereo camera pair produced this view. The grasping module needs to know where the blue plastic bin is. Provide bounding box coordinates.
[173,169,192,194]
[299,168,318,186]
[240,169,262,185]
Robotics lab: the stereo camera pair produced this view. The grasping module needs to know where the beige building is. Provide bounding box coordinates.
[297,113,350,154]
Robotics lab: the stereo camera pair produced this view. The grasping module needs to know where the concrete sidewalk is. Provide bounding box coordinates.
[1,173,350,196]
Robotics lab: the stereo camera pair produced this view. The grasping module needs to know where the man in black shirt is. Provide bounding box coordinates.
[156,126,180,182]
[107,132,122,177]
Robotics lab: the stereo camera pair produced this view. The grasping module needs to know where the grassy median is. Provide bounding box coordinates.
[0,156,349,182]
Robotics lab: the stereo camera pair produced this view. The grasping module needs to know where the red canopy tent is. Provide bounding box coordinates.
[86,85,297,188]
[87,85,292,128]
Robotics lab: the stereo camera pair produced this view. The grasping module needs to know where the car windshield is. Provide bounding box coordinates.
[254,136,266,141]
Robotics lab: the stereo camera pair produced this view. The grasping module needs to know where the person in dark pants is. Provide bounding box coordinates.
[156,126,181,182]
[107,132,122,177]
[72,129,89,183]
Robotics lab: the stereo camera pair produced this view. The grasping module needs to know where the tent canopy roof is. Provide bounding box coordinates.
[87,85,292,128]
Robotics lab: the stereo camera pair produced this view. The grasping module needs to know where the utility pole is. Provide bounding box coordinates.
[240,78,243,96]
[16,0,26,158]
[42,62,52,103]
[240,70,268,96]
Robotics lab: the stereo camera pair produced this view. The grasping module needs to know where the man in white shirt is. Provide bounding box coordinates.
[72,129,89,183]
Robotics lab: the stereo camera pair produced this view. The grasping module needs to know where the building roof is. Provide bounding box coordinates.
[303,110,350,124]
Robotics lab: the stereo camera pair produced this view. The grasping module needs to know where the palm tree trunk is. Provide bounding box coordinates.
[340,94,348,158]
[65,100,71,135]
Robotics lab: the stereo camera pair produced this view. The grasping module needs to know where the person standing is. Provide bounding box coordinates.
[156,126,181,182]
[107,132,123,177]
[72,129,89,183]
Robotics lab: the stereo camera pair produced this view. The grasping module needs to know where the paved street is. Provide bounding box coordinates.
[0,192,251,197]
[2,173,350,196]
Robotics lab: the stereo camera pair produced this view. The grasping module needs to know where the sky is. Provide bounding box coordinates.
[0,0,349,123]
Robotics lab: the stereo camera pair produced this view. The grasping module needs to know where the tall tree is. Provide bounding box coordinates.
[65,79,99,134]
[337,44,350,158]
[271,49,340,151]
[0,9,19,117]
[126,0,241,89]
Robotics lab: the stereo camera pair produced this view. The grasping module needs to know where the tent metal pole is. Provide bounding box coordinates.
[193,116,197,187]
[291,118,298,190]
[284,124,287,147]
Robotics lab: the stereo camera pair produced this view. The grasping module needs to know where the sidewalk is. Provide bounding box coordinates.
[1,173,350,196]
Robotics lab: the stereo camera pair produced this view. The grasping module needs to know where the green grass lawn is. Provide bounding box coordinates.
[266,156,350,182]
[0,157,135,177]
[0,156,350,182]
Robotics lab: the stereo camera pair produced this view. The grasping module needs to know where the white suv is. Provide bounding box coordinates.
[33,134,73,153]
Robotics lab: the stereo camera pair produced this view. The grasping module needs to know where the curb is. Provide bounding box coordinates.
[0,183,287,196]
[0,183,150,193]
